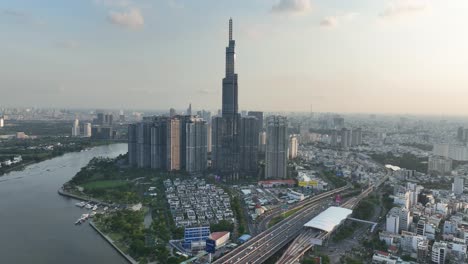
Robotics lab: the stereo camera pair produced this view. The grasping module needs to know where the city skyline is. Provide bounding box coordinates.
[2,1,468,115]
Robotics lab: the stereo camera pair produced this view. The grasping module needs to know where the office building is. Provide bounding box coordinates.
[265,116,288,179]
[330,130,338,147]
[83,123,92,137]
[129,116,208,173]
[186,117,208,174]
[351,128,362,146]
[186,103,192,115]
[169,108,176,117]
[386,207,400,234]
[340,128,350,149]
[91,126,114,140]
[333,117,344,129]
[428,156,452,174]
[128,124,138,167]
[289,134,299,159]
[453,176,464,195]
[239,116,259,176]
[259,131,267,153]
[72,119,80,137]
[247,111,264,131]
[0,115,4,128]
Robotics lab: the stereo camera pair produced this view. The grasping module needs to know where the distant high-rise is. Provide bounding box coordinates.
[330,130,338,146]
[247,111,263,130]
[170,108,176,117]
[0,115,4,128]
[83,123,92,137]
[186,117,208,174]
[340,128,350,149]
[187,103,192,116]
[452,176,464,195]
[289,135,299,159]
[333,117,344,129]
[72,119,80,137]
[351,128,363,146]
[265,116,288,179]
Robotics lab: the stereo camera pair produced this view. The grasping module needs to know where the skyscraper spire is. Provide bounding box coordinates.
[229,18,233,41]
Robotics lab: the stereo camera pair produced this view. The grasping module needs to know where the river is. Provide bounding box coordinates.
[0,143,128,264]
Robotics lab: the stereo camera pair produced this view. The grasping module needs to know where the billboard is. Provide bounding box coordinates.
[298,180,318,187]
[205,238,216,253]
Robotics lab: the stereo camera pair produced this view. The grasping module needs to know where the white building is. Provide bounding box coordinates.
[453,176,464,195]
[288,134,298,159]
[431,241,447,264]
[0,115,4,128]
[428,156,452,174]
[386,208,400,234]
[83,122,92,137]
[72,119,80,137]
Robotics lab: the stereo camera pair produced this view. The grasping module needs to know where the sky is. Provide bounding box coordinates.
[1,0,468,115]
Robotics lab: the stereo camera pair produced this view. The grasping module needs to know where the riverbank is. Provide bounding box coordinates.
[0,143,129,264]
[57,188,113,206]
[89,221,138,264]
[0,139,122,177]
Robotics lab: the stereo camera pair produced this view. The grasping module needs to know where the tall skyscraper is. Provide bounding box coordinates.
[247,111,263,131]
[212,18,242,180]
[222,18,238,117]
[265,116,288,179]
[72,119,80,137]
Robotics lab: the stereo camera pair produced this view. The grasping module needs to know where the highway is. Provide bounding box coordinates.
[213,185,350,264]
[275,174,390,264]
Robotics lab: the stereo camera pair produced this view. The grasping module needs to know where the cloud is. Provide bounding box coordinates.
[94,0,131,7]
[196,89,217,95]
[108,8,144,30]
[56,40,80,49]
[380,0,429,19]
[319,12,358,28]
[320,16,338,28]
[1,9,46,25]
[271,0,312,15]
[168,0,184,9]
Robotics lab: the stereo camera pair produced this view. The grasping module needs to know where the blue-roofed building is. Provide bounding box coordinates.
[238,234,252,244]
[183,226,210,250]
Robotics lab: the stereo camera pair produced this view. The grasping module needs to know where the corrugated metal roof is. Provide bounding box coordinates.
[304,206,353,232]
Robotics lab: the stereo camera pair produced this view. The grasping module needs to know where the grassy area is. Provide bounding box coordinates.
[82,180,129,190]
[268,207,302,228]
[320,170,347,188]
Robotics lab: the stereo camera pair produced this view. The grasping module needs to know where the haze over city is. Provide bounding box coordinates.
[2,0,468,114]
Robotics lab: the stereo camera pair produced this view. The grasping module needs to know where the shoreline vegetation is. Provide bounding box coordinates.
[0,138,122,176]
[63,155,190,264]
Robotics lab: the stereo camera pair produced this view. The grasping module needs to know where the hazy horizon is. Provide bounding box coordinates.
[2,0,468,115]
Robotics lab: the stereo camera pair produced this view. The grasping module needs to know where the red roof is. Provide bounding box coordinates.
[210,231,229,240]
[375,250,389,256]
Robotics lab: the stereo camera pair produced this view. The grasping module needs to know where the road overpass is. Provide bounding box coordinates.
[212,185,350,264]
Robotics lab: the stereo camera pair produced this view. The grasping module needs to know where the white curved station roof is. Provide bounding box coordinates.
[304,206,353,232]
